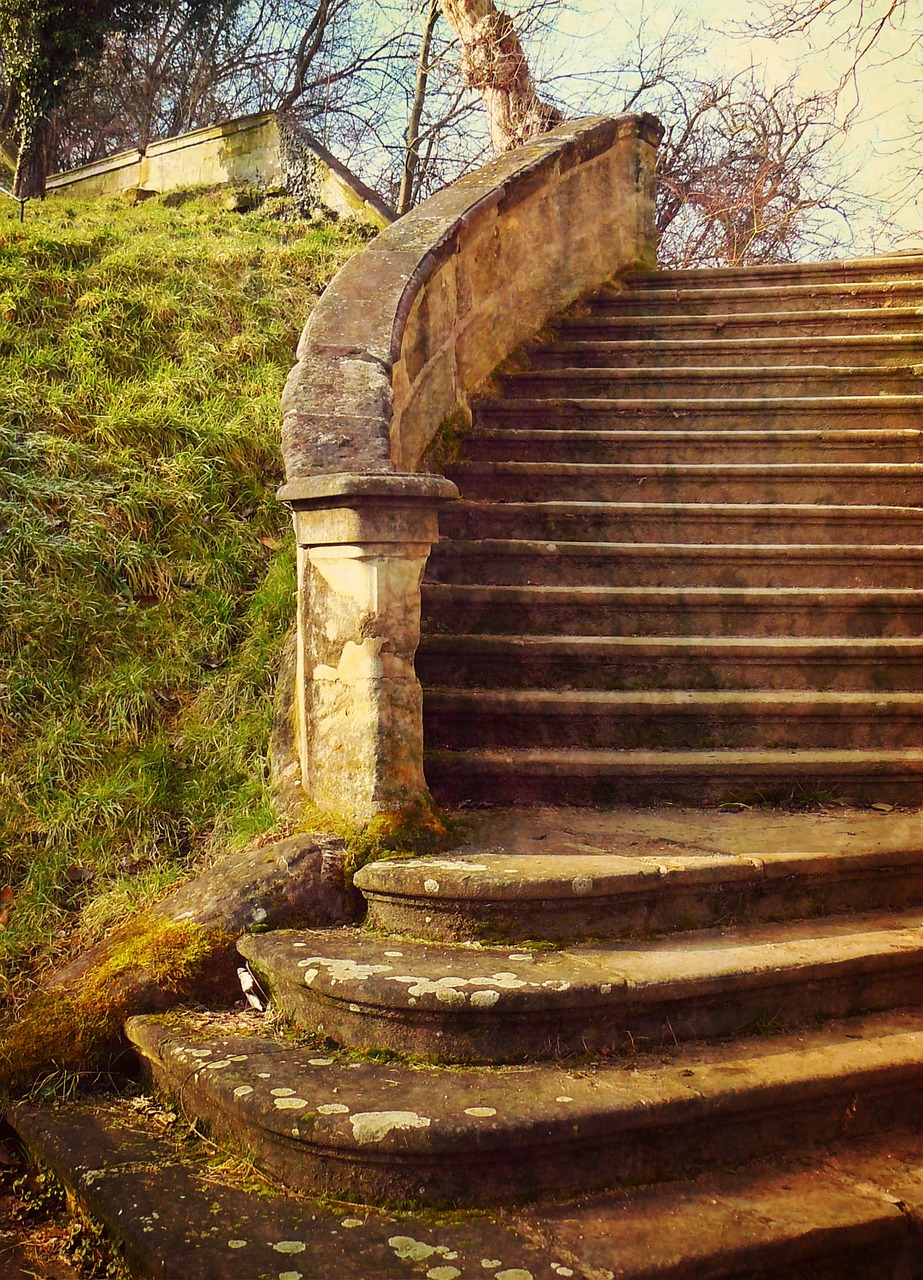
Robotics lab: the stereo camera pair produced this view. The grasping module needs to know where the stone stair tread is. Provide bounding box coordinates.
[520,1140,923,1280]
[534,334,923,351]
[425,688,923,710]
[422,633,923,651]
[557,304,923,327]
[431,747,923,770]
[474,393,923,409]
[425,583,923,601]
[624,255,923,283]
[450,461,923,476]
[590,279,923,303]
[9,1098,560,1280]
[355,845,923,904]
[430,541,923,558]
[126,1008,923,1205]
[475,428,923,441]
[239,913,923,1014]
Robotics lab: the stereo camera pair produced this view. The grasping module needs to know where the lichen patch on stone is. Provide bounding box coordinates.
[388,1235,437,1262]
[351,1111,431,1144]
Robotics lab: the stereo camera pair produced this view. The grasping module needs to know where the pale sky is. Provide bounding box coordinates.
[534,0,923,250]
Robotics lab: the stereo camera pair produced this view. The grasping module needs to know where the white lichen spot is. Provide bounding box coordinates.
[317,1103,349,1115]
[571,876,593,896]
[233,1086,254,1099]
[384,951,404,958]
[427,1268,461,1280]
[308,1057,334,1066]
[341,1218,363,1228]
[424,879,440,894]
[297,956,393,987]
[349,1002,363,1013]
[227,1240,247,1249]
[481,1262,503,1270]
[600,983,612,995]
[555,1096,574,1103]
[272,1241,306,1254]
[271,1088,296,1097]
[464,1107,497,1118]
[552,1266,574,1276]
[251,906,268,923]
[388,1236,437,1262]
[293,942,307,948]
[351,1112,432,1144]
[542,980,570,992]
[302,969,319,985]
[496,1271,533,1280]
[278,1272,303,1280]
[187,1049,213,1058]
[273,1098,309,1110]
[470,990,500,1009]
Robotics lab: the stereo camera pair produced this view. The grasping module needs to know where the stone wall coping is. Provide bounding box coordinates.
[280,112,663,485]
[279,471,458,510]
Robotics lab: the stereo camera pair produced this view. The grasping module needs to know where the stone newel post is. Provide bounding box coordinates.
[278,473,457,823]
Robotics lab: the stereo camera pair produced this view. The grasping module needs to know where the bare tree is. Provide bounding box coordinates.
[436,0,561,151]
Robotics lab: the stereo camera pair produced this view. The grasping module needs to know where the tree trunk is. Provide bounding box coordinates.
[438,0,561,153]
[14,123,48,199]
[398,0,441,215]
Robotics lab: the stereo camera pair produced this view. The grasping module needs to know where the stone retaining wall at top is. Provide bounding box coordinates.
[275,113,664,824]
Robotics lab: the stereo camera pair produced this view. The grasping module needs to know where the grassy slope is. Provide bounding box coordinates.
[0,191,367,1002]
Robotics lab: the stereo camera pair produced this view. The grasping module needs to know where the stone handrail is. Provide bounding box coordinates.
[277,114,663,824]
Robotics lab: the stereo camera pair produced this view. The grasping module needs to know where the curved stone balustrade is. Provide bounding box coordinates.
[277,113,663,822]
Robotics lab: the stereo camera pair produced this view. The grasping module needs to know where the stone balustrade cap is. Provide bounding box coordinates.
[277,471,459,509]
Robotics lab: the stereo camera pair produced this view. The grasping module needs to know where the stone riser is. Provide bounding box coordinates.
[426,543,923,589]
[422,586,923,638]
[423,697,923,752]
[426,750,923,807]
[361,867,923,946]
[127,1013,923,1208]
[467,430,923,466]
[439,503,923,545]
[445,465,923,507]
[624,259,923,288]
[500,369,923,399]
[474,400,923,432]
[559,309,923,339]
[416,637,923,692]
[590,281,923,315]
[257,958,923,1066]
[529,338,923,369]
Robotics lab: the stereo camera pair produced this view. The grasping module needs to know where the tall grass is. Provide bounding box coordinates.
[0,192,367,1000]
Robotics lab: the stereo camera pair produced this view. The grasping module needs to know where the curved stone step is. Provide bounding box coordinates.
[473,394,923,432]
[624,256,923,288]
[529,334,923,369]
[444,461,923,507]
[501,366,923,400]
[559,305,923,340]
[588,278,923,315]
[416,634,923,692]
[422,583,923,638]
[439,501,923,546]
[423,689,923,752]
[356,843,923,944]
[237,916,923,1063]
[426,541,923,589]
[425,747,923,806]
[127,1009,923,1206]
[467,427,923,465]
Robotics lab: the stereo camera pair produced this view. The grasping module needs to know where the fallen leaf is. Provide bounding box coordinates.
[258,534,282,550]
[0,885,13,929]
[871,803,894,813]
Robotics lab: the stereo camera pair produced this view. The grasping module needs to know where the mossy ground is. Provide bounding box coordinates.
[0,191,368,1024]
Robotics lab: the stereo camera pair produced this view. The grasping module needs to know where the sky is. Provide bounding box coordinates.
[534,0,923,251]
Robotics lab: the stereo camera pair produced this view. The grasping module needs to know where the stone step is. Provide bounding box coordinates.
[444,461,923,507]
[558,305,923,340]
[356,841,923,944]
[500,366,923,400]
[425,747,923,807]
[237,915,923,1063]
[438,501,923,546]
[424,689,923,752]
[14,1099,923,1280]
[127,1008,923,1206]
[588,279,923,316]
[523,1139,923,1280]
[426,541,923,589]
[472,395,923,433]
[467,428,923,465]
[421,583,923,638]
[624,255,923,288]
[416,634,923,692]
[528,334,923,369]
[7,1098,559,1280]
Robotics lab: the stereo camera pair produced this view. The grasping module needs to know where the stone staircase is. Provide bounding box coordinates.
[12,255,923,1279]
[420,256,923,807]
